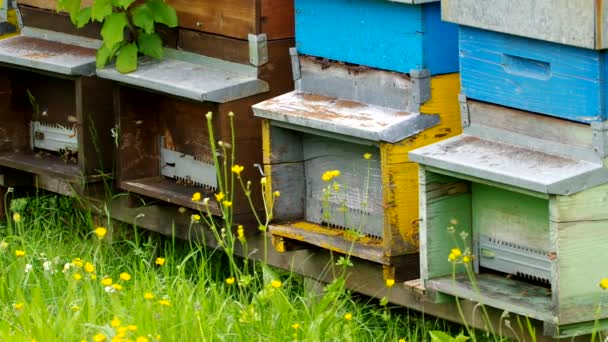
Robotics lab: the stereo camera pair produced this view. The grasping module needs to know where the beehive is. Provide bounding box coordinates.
[252,0,460,277]
[0,10,113,197]
[0,0,20,39]
[410,99,608,337]
[100,2,294,218]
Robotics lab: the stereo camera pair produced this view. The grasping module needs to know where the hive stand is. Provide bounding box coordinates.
[409,98,608,338]
[101,2,294,221]
[253,0,460,281]
[0,9,114,198]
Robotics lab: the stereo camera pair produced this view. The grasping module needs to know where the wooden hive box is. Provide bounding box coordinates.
[253,53,461,279]
[295,0,458,75]
[0,0,20,39]
[0,7,114,197]
[99,4,294,220]
[409,99,608,338]
[459,26,608,123]
[442,0,608,50]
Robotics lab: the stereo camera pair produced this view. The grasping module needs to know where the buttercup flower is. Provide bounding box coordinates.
[111,317,121,327]
[273,191,280,197]
[322,170,341,182]
[73,273,82,281]
[93,334,106,342]
[72,258,83,268]
[112,284,123,291]
[222,200,232,208]
[225,277,235,285]
[451,248,462,258]
[237,225,245,239]
[144,292,154,300]
[215,192,225,202]
[155,257,165,266]
[344,313,353,321]
[120,272,131,281]
[462,255,471,263]
[231,165,244,176]
[191,192,201,202]
[136,337,149,342]
[600,278,608,290]
[84,262,95,273]
[385,279,395,288]
[70,305,80,312]
[260,177,267,185]
[271,280,282,289]
[15,250,25,257]
[94,227,107,239]
[13,302,24,310]
[191,214,201,222]
[127,325,137,332]
[363,153,372,160]
[101,277,112,286]
[158,299,171,307]
[12,212,21,222]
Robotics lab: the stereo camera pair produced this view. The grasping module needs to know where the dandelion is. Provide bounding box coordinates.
[600,278,608,290]
[72,258,83,267]
[144,292,154,300]
[155,257,165,266]
[273,191,280,197]
[136,337,149,342]
[385,279,395,288]
[73,273,82,281]
[70,305,80,312]
[271,280,282,289]
[94,227,107,239]
[102,277,113,286]
[225,277,235,285]
[344,313,353,321]
[13,302,24,310]
[191,192,201,202]
[191,214,201,222]
[292,323,300,330]
[112,284,123,291]
[363,153,372,160]
[24,264,33,273]
[93,333,106,342]
[158,299,171,307]
[12,212,21,222]
[111,317,121,327]
[231,164,244,176]
[120,272,131,281]
[237,225,245,240]
[128,325,137,332]
[222,200,232,208]
[215,192,225,202]
[84,262,95,273]
[15,250,25,257]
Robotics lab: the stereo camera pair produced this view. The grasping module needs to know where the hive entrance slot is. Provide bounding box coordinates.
[30,121,78,163]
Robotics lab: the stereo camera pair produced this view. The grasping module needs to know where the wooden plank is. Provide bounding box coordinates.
[18,0,93,12]
[460,26,607,123]
[19,5,101,39]
[551,182,608,222]
[259,0,294,40]
[295,0,457,74]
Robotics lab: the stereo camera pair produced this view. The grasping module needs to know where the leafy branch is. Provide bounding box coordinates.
[57,0,178,73]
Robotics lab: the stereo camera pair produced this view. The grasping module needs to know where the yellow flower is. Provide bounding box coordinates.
[385,279,395,288]
[399,339,406,342]
[271,280,282,289]
[600,278,608,290]
[13,302,24,310]
[292,323,300,330]
[191,214,201,222]
[344,313,353,321]
[260,177,267,185]
[363,153,372,160]
[222,200,232,208]
[111,317,121,327]
[237,225,245,239]
[231,165,244,176]
[321,170,341,182]
[136,337,149,342]
[451,248,462,258]
[73,273,83,281]
[70,305,80,312]
[462,255,471,263]
[225,277,235,285]
[127,325,137,331]
[84,262,95,273]
[448,253,457,262]
[215,192,225,202]
[191,192,201,202]
[273,191,280,197]
[93,334,106,342]
[155,257,165,266]
[158,299,171,307]
[12,212,21,222]
[144,292,154,300]
[117,327,128,335]
[94,227,107,239]
[15,250,25,257]
[120,272,131,281]
[72,258,83,268]
[101,277,112,286]
[112,284,123,291]
[333,183,340,191]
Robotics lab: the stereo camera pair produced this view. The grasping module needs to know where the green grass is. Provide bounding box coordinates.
[0,194,473,342]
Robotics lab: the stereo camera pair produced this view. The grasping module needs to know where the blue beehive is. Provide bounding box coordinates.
[295,0,458,75]
[459,26,608,123]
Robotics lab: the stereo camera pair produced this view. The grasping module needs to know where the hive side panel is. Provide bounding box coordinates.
[260,0,295,40]
[421,2,458,75]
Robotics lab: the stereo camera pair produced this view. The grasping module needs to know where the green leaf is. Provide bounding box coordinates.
[96,43,120,69]
[91,0,112,22]
[101,12,128,48]
[429,331,456,342]
[111,0,135,10]
[132,4,155,34]
[453,333,470,342]
[57,0,81,24]
[116,43,138,73]
[75,7,92,28]
[137,32,163,59]
[147,0,178,27]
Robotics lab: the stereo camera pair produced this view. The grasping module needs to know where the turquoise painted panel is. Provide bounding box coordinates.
[460,26,606,123]
[295,0,458,75]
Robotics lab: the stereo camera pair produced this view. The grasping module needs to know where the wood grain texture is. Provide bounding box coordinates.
[18,0,93,11]
[259,0,294,40]
[460,26,608,123]
[295,0,457,74]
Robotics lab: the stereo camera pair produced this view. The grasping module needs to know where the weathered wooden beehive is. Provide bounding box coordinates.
[0,7,113,196]
[252,0,461,278]
[99,1,294,218]
[409,1,608,336]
